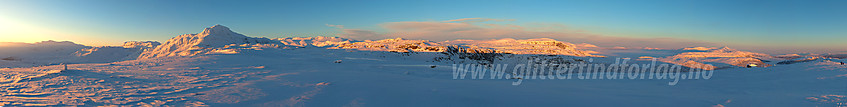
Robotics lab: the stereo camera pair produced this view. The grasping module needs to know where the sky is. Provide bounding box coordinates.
[0,0,845,54]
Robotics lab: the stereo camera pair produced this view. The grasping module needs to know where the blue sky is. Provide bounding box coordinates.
[1,0,845,53]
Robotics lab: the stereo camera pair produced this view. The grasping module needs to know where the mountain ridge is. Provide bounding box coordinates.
[137,25,604,59]
[3,25,826,69]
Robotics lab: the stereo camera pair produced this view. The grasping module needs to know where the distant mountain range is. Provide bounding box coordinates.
[2,25,843,68]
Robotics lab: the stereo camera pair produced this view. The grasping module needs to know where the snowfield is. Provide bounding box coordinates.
[1,25,845,106]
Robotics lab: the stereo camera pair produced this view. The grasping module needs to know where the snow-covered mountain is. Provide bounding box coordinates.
[73,41,160,63]
[137,25,601,61]
[122,41,161,48]
[333,38,600,57]
[1,25,813,69]
[274,36,353,47]
[0,41,87,67]
[138,25,273,59]
[2,25,846,106]
[2,41,844,106]
[443,38,600,57]
[775,53,847,65]
[2,25,823,70]
[0,40,87,58]
[0,41,156,68]
[332,38,445,52]
[659,47,776,70]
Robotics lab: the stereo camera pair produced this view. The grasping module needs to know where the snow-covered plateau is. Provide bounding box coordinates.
[1,25,845,106]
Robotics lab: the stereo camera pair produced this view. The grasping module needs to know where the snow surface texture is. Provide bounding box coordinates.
[1,25,846,106]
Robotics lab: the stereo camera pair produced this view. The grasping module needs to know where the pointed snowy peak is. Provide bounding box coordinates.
[210,24,228,29]
[199,24,240,36]
[138,25,271,59]
[187,24,251,47]
[713,46,735,52]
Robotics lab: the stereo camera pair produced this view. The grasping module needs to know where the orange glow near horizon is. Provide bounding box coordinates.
[0,16,57,43]
[0,16,113,46]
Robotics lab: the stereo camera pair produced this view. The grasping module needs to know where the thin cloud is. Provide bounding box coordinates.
[338,29,380,40]
[325,24,345,29]
[442,18,515,23]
